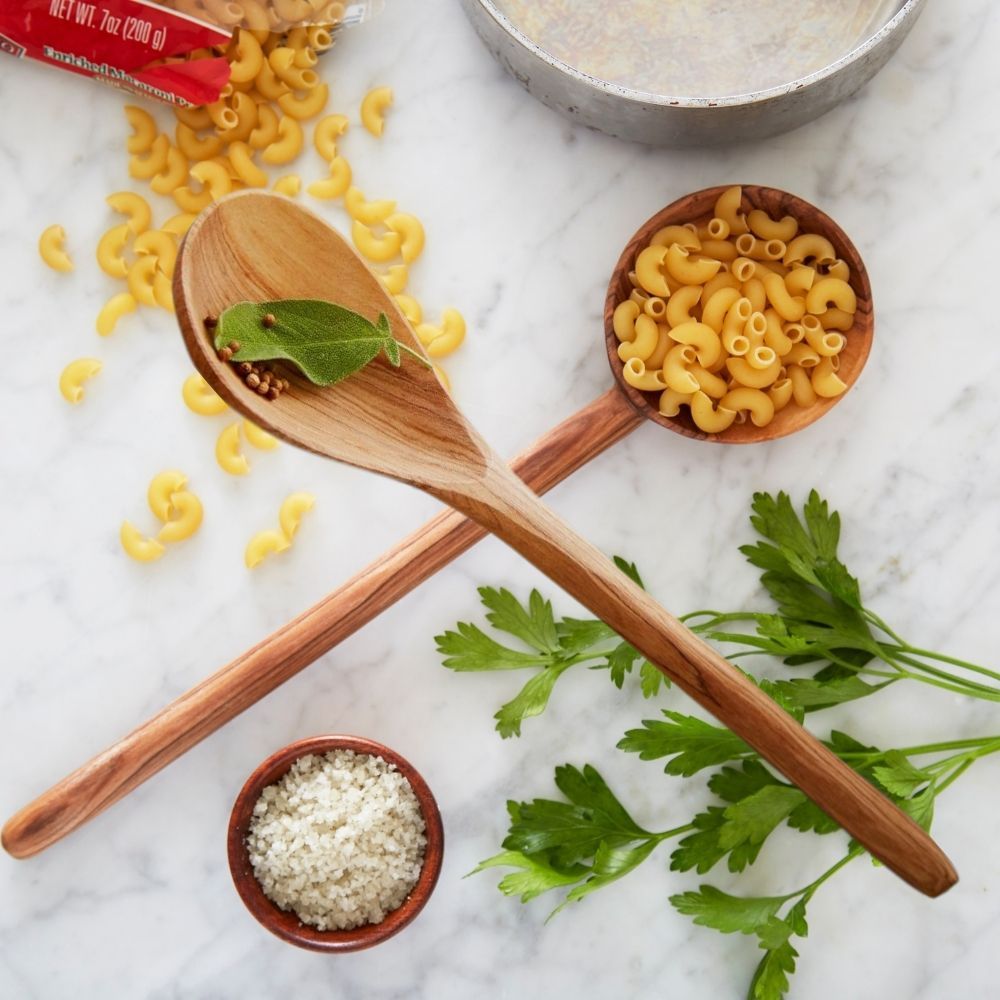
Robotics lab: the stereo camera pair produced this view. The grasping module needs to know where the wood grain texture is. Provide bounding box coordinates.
[604,185,874,443]
[5,191,953,900]
[1,389,641,858]
[173,193,948,896]
[227,735,443,952]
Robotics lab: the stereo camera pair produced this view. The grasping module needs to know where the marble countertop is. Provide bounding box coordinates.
[2,2,999,997]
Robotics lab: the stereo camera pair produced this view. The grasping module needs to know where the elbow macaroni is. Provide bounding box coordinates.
[613,186,857,432]
[360,85,393,136]
[59,358,102,404]
[39,225,74,272]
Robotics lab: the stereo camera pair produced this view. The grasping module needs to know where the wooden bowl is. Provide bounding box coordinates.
[227,735,444,952]
[603,185,873,444]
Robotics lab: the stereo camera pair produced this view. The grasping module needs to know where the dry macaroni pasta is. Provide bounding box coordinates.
[613,186,857,433]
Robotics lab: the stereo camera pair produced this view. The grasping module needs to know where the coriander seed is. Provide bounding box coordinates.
[262,313,276,328]
[218,346,233,362]
[204,316,218,329]
[246,373,261,389]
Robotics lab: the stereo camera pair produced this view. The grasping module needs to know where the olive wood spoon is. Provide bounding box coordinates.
[155,192,951,897]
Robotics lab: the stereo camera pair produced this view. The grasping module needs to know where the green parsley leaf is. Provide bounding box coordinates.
[216,299,428,386]
[555,839,659,912]
[899,786,935,831]
[556,617,616,652]
[871,750,935,798]
[618,711,754,776]
[435,621,551,672]
[749,934,799,1000]
[501,764,652,865]
[669,884,788,935]
[468,851,586,903]
[717,786,806,853]
[480,586,560,653]
[493,661,577,738]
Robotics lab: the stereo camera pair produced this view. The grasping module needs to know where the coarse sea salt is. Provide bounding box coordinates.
[246,749,427,931]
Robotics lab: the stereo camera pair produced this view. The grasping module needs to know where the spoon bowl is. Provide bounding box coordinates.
[604,185,873,443]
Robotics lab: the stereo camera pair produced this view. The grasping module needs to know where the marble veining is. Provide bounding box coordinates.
[2,1,1000,997]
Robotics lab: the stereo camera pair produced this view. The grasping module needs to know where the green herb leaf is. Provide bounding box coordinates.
[215,299,427,386]
[435,621,551,672]
[670,885,788,935]
[480,586,560,654]
[468,851,586,903]
[872,750,935,798]
[556,617,617,653]
[749,934,799,1000]
[899,786,936,831]
[618,711,754,776]
[717,785,806,853]
[493,661,576,738]
[555,839,659,912]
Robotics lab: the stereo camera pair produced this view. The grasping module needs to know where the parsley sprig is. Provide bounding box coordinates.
[435,559,663,737]
[440,490,1000,1000]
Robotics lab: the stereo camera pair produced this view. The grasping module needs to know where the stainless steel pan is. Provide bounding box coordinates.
[460,0,927,146]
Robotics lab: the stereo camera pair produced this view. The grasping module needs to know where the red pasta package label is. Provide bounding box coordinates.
[0,0,233,105]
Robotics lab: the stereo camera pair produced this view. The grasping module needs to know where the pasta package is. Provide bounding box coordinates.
[0,0,382,107]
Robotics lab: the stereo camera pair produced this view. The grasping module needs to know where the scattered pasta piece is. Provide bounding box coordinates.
[313,113,349,160]
[345,187,396,225]
[273,174,302,197]
[39,225,73,273]
[127,255,159,307]
[378,265,408,295]
[307,156,351,200]
[417,308,466,358]
[385,213,425,264]
[147,470,188,522]
[394,294,422,324]
[96,223,132,278]
[216,422,251,476]
[245,528,290,569]
[59,358,102,405]
[183,372,228,416]
[360,86,393,137]
[120,521,166,563]
[106,191,152,234]
[279,492,315,539]
[351,220,401,262]
[243,419,280,450]
[96,293,137,336]
[157,490,204,544]
[124,105,157,154]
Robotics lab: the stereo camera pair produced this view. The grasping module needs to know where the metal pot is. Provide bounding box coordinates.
[460,0,927,146]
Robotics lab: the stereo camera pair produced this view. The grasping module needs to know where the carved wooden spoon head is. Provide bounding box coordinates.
[174,191,487,493]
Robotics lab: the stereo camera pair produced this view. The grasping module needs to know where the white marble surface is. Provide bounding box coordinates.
[2,2,1000,997]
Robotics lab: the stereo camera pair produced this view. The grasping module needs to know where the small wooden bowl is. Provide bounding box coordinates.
[603,185,874,444]
[227,735,444,952]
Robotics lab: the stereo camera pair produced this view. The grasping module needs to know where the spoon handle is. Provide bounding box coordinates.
[439,462,957,898]
[1,390,642,860]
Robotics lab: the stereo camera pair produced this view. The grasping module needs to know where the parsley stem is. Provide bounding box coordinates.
[888,644,1000,684]
[798,846,864,903]
[652,822,696,842]
[885,654,1000,699]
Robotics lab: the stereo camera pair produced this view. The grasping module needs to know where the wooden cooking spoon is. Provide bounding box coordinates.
[2,189,946,895]
[157,191,950,896]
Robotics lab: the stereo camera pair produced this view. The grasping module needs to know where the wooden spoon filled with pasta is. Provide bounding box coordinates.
[168,191,947,897]
[1,187,888,874]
